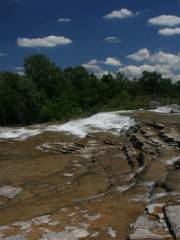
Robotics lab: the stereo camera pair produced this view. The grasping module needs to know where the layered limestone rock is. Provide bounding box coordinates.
[129,203,173,240]
[165,205,180,239]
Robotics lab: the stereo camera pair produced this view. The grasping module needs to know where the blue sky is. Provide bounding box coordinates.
[0,0,180,80]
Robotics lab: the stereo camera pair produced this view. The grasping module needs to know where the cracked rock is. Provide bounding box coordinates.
[165,205,180,239]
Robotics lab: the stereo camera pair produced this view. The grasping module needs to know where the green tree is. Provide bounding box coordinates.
[24,54,64,99]
[0,72,40,124]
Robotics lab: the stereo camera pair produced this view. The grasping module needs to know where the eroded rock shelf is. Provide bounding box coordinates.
[0,110,179,239]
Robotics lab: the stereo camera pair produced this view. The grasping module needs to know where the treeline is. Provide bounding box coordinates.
[0,54,179,125]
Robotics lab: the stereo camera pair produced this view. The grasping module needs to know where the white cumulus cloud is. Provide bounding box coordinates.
[127,48,150,62]
[103,8,138,20]
[14,67,24,76]
[82,59,101,72]
[104,36,120,44]
[150,51,180,70]
[175,74,180,81]
[122,49,180,81]
[102,57,122,67]
[0,52,7,57]
[58,18,71,22]
[120,64,171,79]
[82,59,116,78]
[82,51,180,81]
[148,15,180,27]
[96,70,110,79]
[158,27,180,36]
[17,36,73,48]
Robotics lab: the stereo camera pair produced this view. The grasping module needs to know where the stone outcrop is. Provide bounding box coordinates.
[128,203,174,240]
[0,186,22,199]
[0,110,180,240]
[129,228,172,240]
[165,205,180,239]
[159,132,180,148]
[37,142,85,154]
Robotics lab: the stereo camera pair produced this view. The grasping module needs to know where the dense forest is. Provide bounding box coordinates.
[0,54,180,125]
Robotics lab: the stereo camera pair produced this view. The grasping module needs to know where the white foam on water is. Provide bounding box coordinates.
[46,112,135,138]
[0,111,135,140]
[0,127,43,140]
[150,105,180,114]
[150,106,173,113]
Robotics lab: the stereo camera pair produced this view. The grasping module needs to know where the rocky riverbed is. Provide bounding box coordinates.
[0,107,179,239]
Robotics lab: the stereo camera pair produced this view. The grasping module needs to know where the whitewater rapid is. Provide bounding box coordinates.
[0,111,135,140]
[150,105,180,114]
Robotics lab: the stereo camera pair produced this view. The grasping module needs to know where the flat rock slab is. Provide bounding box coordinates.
[40,227,90,240]
[3,234,26,240]
[132,214,159,229]
[129,213,172,240]
[165,205,180,239]
[129,228,172,240]
[0,186,22,199]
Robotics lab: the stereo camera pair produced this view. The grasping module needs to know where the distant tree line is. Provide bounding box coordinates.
[0,54,179,125]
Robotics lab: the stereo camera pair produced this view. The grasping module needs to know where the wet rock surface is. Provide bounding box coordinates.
[0,110,179,239]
